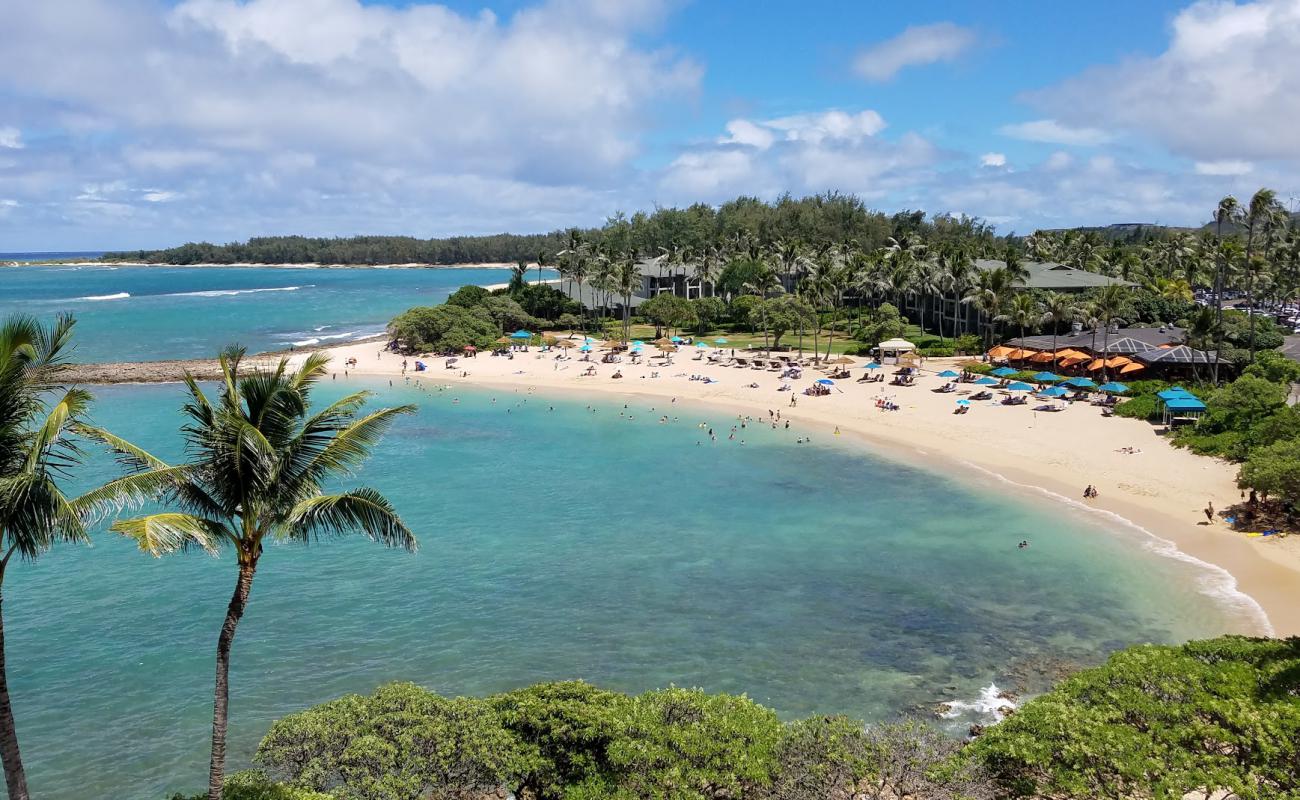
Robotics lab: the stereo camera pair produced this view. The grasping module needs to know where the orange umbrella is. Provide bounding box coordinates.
[1056,349,1086,360]
[1086,358,1106,371]
[987,345,1014,358]
[1105,356,1131,368]
[1028,351,1055,362]
[1059,355,1089,367]
[1119,363,1146,374]
[1006,348,1035,360]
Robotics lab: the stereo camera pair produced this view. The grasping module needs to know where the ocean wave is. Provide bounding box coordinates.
[288,330,361,347]
[938,683,1016,726]
[163,284,313,298]
[955,459,1275,636]
[77,292,130,301]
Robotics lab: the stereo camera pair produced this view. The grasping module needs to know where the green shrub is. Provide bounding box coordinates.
[969,636,1300,799]
[169,770,329,800]
[919,346,954,357]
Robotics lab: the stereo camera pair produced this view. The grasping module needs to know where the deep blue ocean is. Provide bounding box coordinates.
[0,268,1257,799]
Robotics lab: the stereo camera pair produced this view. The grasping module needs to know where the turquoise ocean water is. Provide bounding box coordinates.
[6,379,1256,799]
[0,265,547,362]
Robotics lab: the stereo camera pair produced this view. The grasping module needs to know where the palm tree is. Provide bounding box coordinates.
[1091,284,1131,382]
[743,266,783,356]
[1040,292,1080,371]
[962,267,1012,348]
[997,292,1042,345]
[81,348,417,800]
[535,249,551,286]
[1212,195,1241,381]
[1242,189,1281,363]
[0,314,95,800]
[609,251,641,342]
[1184,306,1222,384]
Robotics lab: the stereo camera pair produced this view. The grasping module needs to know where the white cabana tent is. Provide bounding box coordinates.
[877,338,917,364]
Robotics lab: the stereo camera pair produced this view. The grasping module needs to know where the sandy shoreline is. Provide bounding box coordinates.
[310,338,1300,637]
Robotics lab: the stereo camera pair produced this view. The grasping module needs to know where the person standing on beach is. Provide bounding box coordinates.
[1204,501,1215,523]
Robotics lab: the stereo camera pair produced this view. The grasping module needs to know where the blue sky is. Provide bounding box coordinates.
[1,0,1298,249]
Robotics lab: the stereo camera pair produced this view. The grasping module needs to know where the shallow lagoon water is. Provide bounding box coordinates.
[0,265,550,362]
[4,378,1247,799]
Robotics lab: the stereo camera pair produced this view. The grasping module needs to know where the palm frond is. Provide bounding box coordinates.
[25,388,92,473]
[111,513,229,557]
[283,404,414,489]
[70,465,194,522]
[281,488,417,551]
[0,473,89,557]
[74,423,173,473]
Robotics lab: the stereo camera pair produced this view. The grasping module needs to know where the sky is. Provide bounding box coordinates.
[2,0,1300,250]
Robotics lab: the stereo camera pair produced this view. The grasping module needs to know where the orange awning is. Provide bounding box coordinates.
[987,345,1014,358]
[1120,363,1146,374]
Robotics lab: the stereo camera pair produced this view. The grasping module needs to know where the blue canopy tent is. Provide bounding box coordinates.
[1157,387,1194,401]
[510,330,534,340]
[1163,396,1207,425]
[990,367,1017,377]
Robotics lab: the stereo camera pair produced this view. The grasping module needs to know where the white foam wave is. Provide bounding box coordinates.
[288,330,360,347]
[164,285,313,298]
[954,458,1275,636]
[77,292,130,301]
[939,683,1015,725]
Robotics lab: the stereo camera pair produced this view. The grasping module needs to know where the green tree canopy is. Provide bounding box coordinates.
[388,305,496,352]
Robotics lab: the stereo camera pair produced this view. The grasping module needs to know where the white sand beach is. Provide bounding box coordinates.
[312,338,1300,637]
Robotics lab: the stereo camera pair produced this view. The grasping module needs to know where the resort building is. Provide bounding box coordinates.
[996,325,1218,379]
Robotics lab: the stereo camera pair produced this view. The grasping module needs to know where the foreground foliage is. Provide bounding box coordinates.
[971,636,1300,799]
[165,636,1300,800]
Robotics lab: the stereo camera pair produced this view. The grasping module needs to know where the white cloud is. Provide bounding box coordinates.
[141,189,179,202]
[1194,159,1254,176]
[660,110,936,204]
[0,127,22,149]
[980,152,1006,167]
[998,119,1112,146]
[853,22,977,81]
[1026,0,1300,162]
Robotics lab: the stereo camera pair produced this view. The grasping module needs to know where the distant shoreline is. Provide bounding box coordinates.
[1,260,527,270]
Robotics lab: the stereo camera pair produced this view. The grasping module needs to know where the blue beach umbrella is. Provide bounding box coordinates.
[956,399,971,406]
[864,362,882,370]
[1098,382,1129,394]
[696,342,707,349]
[714,337,729,344]
[1063,376,1097,388]
[938,369,959,378]
[632,340,645,346]
[671,336,683,343]
[974,377,999,386]
[1007,382,1033,391]
[1040,386,1068,397]
[990,367,1017,377]
[1033,371,1063,383]
[510,329,533,340]
[817,378,835,385]
[579,344,592,352]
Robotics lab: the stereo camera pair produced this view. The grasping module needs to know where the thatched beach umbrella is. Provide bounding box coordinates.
[831,355,855,365]
[556,339,577,348]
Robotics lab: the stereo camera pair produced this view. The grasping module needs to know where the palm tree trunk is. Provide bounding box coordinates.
[1051,328,1059,372]
[208,559,257,800]
[0,582,30,800]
